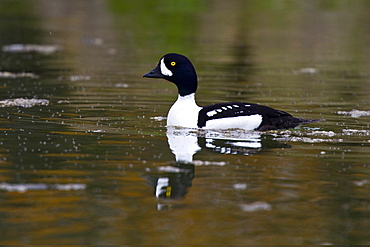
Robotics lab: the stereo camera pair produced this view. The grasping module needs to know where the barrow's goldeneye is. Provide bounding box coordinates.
[143,53,322,130]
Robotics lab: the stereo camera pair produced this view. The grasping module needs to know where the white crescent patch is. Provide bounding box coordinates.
[204,114,263,130]
[160,58,173,76]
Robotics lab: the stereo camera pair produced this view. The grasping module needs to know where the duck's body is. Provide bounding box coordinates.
[143,53,321,131]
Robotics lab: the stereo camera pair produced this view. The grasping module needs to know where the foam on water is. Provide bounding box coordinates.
[0,98,49,108]
[337,109,370,118]
[0,183,87,193]
[2,44,62,54]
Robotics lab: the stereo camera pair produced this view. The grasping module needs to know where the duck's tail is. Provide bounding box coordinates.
[298,118,325,124]
[256,117,324,131]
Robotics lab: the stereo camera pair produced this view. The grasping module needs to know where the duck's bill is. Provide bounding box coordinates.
[143,65,163,78]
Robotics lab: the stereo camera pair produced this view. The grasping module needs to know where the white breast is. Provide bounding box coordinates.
[167,93,201,128]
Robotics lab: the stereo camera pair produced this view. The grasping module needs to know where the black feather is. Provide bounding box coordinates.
[198,102,321,130]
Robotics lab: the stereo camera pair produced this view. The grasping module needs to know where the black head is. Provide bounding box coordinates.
[143,53,198,96]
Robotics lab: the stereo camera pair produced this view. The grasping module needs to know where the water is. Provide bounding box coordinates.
[0,0,369,244]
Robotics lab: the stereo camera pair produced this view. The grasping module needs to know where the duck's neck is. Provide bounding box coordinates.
[172,71,197,96]
[177,93,197,102]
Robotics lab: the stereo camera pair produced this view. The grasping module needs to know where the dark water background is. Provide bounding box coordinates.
[0,0,369,244]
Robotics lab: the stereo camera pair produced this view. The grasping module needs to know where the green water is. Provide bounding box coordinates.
[0,0,369,244]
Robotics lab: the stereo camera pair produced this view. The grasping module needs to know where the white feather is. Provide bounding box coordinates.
[207,110,218,117]
[204,114,263,130]
[160,58,172,76]
[167,93,201,128]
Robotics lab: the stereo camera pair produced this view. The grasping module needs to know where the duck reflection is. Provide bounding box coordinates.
[144,127,290,203]
[201,129,263,156]
[152,163,195,200]
[144,129,198,201]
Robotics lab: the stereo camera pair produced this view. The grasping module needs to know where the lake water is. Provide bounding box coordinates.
[0,0,369,245]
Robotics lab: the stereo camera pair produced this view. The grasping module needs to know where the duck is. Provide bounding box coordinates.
[143,53,322,131]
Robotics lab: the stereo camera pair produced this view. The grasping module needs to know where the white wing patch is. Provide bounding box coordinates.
[207,110,218,117]
[160,58,173,76]
[205,104,243,118]
[204,114,263,130]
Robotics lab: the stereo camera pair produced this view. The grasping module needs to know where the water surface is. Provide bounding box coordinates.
[0,0,369,245]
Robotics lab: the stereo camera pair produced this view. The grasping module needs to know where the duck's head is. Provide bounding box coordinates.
[143,53,198,96]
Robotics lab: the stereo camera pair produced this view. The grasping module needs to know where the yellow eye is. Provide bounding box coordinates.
[171,61,176,66]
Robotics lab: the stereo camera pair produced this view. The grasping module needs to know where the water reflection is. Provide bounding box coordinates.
[145,127,291,204]
[143,128,198,203]
[144,161,195,206]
